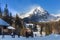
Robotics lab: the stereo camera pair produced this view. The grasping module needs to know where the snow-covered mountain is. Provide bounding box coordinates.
[20,6,60,22]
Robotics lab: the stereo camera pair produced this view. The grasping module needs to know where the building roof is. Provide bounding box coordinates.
[0,18,9,26]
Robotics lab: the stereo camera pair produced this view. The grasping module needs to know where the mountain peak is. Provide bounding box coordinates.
[19,6,59,22]
[33,6,44,12]
[20,6,46,18]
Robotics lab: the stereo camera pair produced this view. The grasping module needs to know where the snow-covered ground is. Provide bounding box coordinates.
[0,34,60,40]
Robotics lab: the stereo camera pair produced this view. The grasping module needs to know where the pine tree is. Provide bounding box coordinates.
[0,3,2,18]
[9,12,13,25]
[15,14,21,34]
[3,4,11,24]
[4,4,9,17]
[15,14,24,35]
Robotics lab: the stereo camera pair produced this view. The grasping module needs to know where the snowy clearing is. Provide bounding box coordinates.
[0,34,60,40]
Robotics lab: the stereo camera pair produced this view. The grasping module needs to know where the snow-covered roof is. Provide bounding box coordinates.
[25,23,34,28]
[26,23,34,26]
[0,18,9,26]
[7,26,15,29]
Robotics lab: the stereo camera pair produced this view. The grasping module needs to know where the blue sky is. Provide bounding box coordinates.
[0,0,60,15]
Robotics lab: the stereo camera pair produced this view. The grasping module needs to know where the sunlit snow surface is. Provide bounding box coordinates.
[0,34,60,40]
